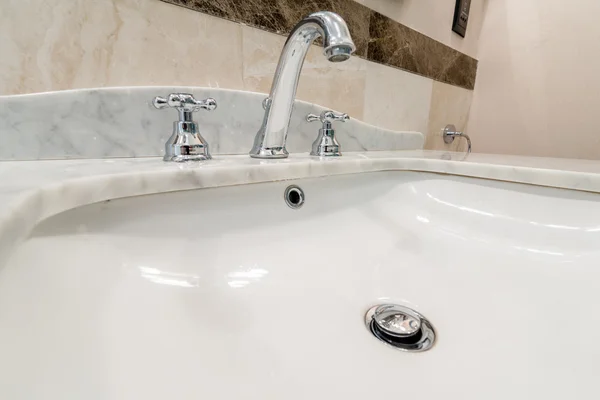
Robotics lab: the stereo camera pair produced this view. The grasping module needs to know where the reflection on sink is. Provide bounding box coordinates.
[138,266,200,288]
[227,267,269,288]
[1,171,599,399]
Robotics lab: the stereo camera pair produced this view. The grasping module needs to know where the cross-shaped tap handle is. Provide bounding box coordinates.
[306,110,349,127]
[153,93,217,113]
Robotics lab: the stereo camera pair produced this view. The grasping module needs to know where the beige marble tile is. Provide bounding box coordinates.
[241,25,367,120]
[425,80,473,152]
[0,0,244,95]
[363,61,433,134]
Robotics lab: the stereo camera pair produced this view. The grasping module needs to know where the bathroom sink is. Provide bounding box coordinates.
[1,170,599,399]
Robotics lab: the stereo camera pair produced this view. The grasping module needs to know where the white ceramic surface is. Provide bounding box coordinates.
[1,169,600,399]
[0,87,424,160]
[3,149,600,268]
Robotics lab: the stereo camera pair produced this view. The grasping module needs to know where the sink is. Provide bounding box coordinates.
[1,170,599,399]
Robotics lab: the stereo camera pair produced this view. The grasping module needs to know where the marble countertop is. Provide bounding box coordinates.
[2,150,600,266]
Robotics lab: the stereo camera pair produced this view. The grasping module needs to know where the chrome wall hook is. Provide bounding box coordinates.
[443,124,472,153]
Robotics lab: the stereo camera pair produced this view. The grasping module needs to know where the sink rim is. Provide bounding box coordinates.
[1,150,600,270]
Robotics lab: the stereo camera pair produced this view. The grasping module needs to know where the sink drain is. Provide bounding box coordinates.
[365,304,436,352]
[284,185,305,209]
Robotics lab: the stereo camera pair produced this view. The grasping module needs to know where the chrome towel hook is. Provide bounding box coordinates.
[443,124,472,153]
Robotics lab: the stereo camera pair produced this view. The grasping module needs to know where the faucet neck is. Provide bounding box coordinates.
[249,12,355,159]
[250,25,320,159]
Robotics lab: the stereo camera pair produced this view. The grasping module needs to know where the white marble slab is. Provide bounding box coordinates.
[0,86,424,160]
[2,149,600,268]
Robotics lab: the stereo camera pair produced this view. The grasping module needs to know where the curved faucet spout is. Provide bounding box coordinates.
[249,11,356,159]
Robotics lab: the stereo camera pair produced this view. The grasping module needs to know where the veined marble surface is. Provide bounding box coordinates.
[0,86,424,160]
[2,149,600,268]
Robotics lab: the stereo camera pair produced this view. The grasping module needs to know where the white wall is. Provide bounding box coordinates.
[356,0,487,58]
[467,0,600,159]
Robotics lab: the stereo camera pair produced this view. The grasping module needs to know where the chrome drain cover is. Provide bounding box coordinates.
[365,304,436,352]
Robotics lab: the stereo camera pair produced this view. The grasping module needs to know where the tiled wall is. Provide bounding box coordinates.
[0,0,478,152]
[161,0,478,90]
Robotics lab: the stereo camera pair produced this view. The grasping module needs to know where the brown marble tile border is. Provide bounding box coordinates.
[160,0,478,90]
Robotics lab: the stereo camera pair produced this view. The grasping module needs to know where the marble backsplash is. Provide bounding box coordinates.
[0,87,424,160]
[162,0,477,90]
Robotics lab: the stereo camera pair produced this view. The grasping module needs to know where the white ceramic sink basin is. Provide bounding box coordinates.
[1,170,600,399]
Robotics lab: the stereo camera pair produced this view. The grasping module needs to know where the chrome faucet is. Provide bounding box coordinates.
[306,110,349,157]
[249,11,356,159]
[153,93,217,162]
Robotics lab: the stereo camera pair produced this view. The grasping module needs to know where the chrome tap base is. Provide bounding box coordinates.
[165,153,211,162]
[311,128,342,157]
[249,147,289,159]
[163,122,211,162]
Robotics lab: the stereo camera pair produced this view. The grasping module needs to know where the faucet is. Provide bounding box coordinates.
[249,11,356,159]
[152,93,217,162]
[306,110,349,156]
